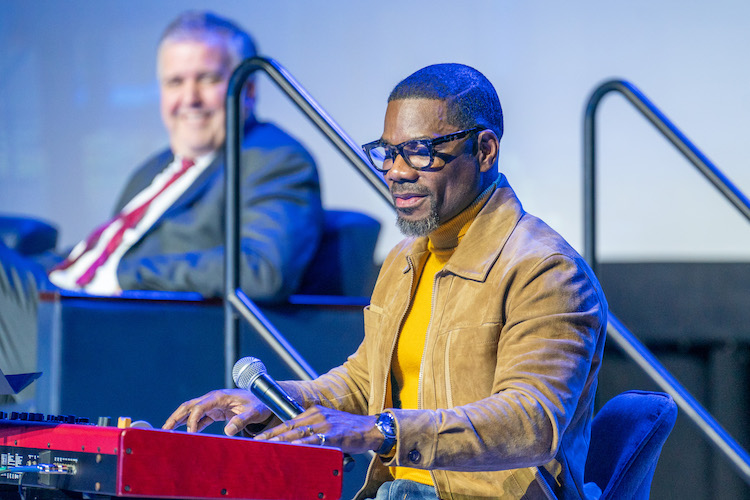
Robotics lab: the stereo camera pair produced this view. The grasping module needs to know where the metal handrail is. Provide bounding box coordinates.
[584,78,750,485]
[224,57,390,388]
[584,79,750,275]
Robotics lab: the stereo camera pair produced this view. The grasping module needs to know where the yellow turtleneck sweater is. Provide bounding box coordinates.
[389,182,496,485]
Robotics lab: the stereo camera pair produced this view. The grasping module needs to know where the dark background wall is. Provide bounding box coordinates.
[598,262,750,499]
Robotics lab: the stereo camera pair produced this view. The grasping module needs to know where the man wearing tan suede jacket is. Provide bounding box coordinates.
[165,63,608,500]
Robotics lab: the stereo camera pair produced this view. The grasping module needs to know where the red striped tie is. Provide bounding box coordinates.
[53,158,195,287]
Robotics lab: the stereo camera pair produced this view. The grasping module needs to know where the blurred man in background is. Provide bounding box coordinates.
[1,10,322,405]
[49,10,323,300]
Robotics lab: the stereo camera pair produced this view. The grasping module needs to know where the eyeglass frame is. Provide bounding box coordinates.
[361,126,484,173]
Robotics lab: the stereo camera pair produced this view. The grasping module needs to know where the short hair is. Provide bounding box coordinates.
[388,63,503,142]
[158,11,257,73]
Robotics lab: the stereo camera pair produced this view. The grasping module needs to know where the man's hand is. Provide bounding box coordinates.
[162,389,273,435]
[255,405,384,455]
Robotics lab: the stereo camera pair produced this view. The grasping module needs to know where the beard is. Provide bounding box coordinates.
[395,195,440,237]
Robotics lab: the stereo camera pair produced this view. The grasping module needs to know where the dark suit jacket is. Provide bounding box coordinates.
[114,120,323,303]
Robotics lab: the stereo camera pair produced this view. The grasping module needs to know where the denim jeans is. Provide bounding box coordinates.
[370,479,439,500]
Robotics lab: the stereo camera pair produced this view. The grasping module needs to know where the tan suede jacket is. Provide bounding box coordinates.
[293,176,607,499]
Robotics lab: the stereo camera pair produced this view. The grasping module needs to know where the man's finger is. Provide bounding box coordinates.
[162,405,190,430]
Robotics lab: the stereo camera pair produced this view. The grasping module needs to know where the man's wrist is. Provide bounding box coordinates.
[374,411,397,455]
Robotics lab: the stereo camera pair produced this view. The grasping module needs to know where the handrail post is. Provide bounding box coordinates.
[583,92,599,275]
[224,56,244,389]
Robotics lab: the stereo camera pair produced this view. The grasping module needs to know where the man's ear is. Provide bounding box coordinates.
[476,129,499,173]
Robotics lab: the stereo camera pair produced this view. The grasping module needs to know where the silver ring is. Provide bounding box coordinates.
[306,425,314,436]
[316,433,326,446]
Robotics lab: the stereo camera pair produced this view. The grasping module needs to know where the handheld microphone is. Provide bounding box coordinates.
[232,357,304,420]
[232,356,356,472]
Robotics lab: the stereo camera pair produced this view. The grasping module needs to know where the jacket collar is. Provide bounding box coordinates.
[403,174,525,282]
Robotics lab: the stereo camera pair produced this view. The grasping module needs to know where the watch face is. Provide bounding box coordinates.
[378,413,396,437]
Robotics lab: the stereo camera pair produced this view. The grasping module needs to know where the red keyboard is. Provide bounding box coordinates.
[0,418,343,499]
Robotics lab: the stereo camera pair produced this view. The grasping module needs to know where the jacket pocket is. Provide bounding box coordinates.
[363,304,383,332]
[444,324,501,407]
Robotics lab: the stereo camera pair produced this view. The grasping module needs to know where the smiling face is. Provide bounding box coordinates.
[158,39,233,158]
[382,98,489,236]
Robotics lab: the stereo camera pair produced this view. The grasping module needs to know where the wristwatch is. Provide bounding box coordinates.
[375,412,397,455]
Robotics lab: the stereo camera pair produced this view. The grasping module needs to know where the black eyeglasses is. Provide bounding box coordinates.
[362,126,483,173]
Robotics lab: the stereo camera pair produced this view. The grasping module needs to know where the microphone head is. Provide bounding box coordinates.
[232,357,266,389]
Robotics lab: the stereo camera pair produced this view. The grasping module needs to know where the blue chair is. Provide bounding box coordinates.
[0,216,57,256]
[585,390,677,499]
[297,209,380,297]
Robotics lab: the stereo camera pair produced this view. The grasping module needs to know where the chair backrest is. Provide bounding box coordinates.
[0,216,58,256]
[585,390,677,499]
[296,209,381,297]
